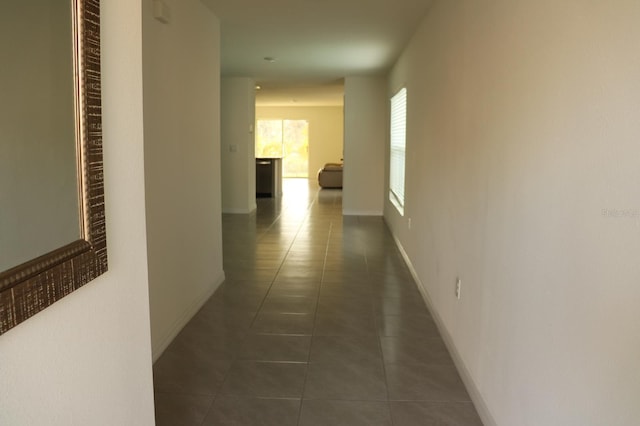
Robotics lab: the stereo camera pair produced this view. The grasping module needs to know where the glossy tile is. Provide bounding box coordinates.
[325,253,366,265]
[260,295,318,314]
[203,397,300,426]
[314,312,378,336]
[271,274,320,286]
[251,312,315,335]
[198,296,262,316]
[268,282,320,298]
[389,401,483,425]
[371,281,423,299]
[220,361,307,398]
[317,295,373,316]
[154,180,482,425]
[239,334,312,362]
[224,268,279,281]
[299,400,392,426]
[277,268,324,279]
[322,269,370,283]
[309,335,383,367]
[166,325,245,361]
[154,392,213,426]
[280,259,326,270]
[385,364,471,402]
[323,261,368,273]
[372,296,429,316]
[153,353,230,396]
[206,291,266,311]
[216,279,273,292]
[223,258,284,270]
[304,361,387,400]
[377,314,440,338]
[284,251,327,262]
[380,336,454,366]
[185,308,255,337]
[319,283,373,299]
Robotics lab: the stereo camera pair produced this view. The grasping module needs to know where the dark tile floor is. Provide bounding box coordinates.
[153,179,483,426]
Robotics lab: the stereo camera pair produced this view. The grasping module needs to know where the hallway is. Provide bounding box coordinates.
[153,180,482,425]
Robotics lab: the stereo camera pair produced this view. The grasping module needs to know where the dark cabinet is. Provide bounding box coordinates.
[256,158,282,198]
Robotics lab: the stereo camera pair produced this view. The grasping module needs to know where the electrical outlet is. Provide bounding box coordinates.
[455,278,461,300]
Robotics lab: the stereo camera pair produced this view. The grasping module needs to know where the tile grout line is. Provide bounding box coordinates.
[362,217,396,426]
[245,186,322,332]
[237,185,323,417]
[214,185,321,411]
[295,192,334,426]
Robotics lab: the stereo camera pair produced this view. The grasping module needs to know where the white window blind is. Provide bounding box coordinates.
[389,88,407,214]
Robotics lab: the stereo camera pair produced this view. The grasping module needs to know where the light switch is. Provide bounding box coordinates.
[229,144,238,152]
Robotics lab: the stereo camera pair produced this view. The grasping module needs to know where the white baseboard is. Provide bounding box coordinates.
[342,209,383,216]
[152,271,225,362]
[389,229,498,426]
[222,206,256,214]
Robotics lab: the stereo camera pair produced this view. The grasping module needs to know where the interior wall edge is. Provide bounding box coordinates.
[151,271,225,362]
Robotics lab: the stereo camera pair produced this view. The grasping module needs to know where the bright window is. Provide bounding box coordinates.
[389,88,407,215]
[256,119,309,178]
[255,120,284,158]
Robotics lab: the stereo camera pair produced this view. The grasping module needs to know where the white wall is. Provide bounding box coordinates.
[343,76,386,215]
[143,0,224,359]
[0,1,155,424]
[386,1,640,425]
[256,106,344,181]
[221,78,256,213]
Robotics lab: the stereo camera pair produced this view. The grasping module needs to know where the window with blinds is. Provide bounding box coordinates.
[389,88,407,215]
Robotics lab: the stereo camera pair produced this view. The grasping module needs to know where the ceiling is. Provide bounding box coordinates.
[201,0,433,105]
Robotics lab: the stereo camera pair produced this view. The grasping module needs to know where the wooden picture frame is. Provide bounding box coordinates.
[0,0,107,335]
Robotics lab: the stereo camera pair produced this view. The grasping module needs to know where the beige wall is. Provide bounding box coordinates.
[222,77,256,213]
[0,1,155,424]
[143,0,224,359]
[256,106,344,182]
[343,77,386,215]
[386,1,640,425]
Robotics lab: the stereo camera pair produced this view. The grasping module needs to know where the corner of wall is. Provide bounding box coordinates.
[152,271,225,361]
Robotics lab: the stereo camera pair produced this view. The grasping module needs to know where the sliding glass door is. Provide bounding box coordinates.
[256,119,309,178]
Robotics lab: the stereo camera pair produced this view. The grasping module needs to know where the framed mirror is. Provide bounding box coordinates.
[0,0,107,335]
